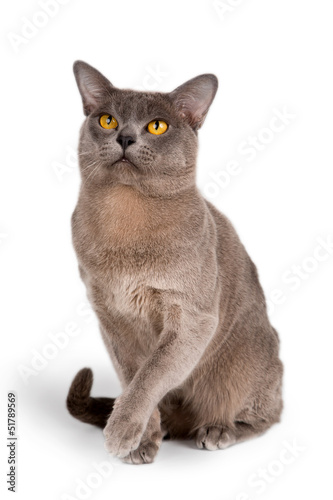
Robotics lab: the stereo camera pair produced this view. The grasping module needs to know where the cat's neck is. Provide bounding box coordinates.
[77,182,205,249]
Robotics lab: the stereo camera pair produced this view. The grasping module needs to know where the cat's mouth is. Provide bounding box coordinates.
[111,156,138,170]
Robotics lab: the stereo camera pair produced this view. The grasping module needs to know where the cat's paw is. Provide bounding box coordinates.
[103,415,144,458]
[121,439,160,465]
[196,425,236,451]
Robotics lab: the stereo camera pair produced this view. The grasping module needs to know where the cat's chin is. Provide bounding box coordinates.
[102,157,142,187]
[111,157,138,171]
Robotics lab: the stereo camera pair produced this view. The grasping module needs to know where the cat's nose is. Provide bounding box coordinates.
[116,135,136,151]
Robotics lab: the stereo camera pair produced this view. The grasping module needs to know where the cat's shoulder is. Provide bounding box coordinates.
[204,199,236,236]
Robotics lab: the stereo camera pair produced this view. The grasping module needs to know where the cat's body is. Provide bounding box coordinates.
[67,61,283,464]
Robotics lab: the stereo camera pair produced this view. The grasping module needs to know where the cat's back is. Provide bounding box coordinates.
[204,198,268,315]
[204,199,251,271]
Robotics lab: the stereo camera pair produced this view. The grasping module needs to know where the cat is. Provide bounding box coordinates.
[66,61,283,465]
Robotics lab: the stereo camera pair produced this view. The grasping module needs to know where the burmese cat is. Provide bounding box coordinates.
[67,61,283,464]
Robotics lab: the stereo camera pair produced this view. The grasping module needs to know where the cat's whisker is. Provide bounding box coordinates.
[147,163,158,176]
[80,161,99,173]
[78,151,93,157]
[82,163,99,177]
[83,162,101,186]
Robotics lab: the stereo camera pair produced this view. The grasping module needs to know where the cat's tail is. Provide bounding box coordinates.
[66,368,115,429]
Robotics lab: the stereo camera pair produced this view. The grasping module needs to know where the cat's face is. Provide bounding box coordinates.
[74,61,218,197]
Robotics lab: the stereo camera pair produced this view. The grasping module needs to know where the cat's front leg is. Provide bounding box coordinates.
[103,388,163,460]
[121,408,163,464]
[104,304,218,458]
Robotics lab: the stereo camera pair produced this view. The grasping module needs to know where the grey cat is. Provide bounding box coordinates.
[66,61,283,464]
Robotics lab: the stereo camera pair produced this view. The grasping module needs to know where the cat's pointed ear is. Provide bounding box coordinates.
[73,61,115,116]
[169,74,218,130]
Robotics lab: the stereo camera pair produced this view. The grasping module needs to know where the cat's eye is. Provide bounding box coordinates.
[147,120,168,135]
[99,114,118,130]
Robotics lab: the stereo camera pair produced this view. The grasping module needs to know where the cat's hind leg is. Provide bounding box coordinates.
[196,425,236,450]
[195,399,282,451]
[195,421,271,451]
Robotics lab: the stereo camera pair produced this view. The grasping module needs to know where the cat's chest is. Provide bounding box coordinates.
[73,186,191,317]
[82,254,168,321]
[112,277,158,318]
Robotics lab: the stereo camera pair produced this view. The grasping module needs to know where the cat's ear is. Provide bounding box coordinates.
[73,61,115,116]
[169,74,218,130]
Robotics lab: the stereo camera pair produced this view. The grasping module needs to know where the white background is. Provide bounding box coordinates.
[1,0,333,499]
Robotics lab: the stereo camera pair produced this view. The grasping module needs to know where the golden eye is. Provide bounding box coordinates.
[99,114,118,129]
[147,120,168,135]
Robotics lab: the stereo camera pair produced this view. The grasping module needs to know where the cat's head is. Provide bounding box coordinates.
[74,61,218,197]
